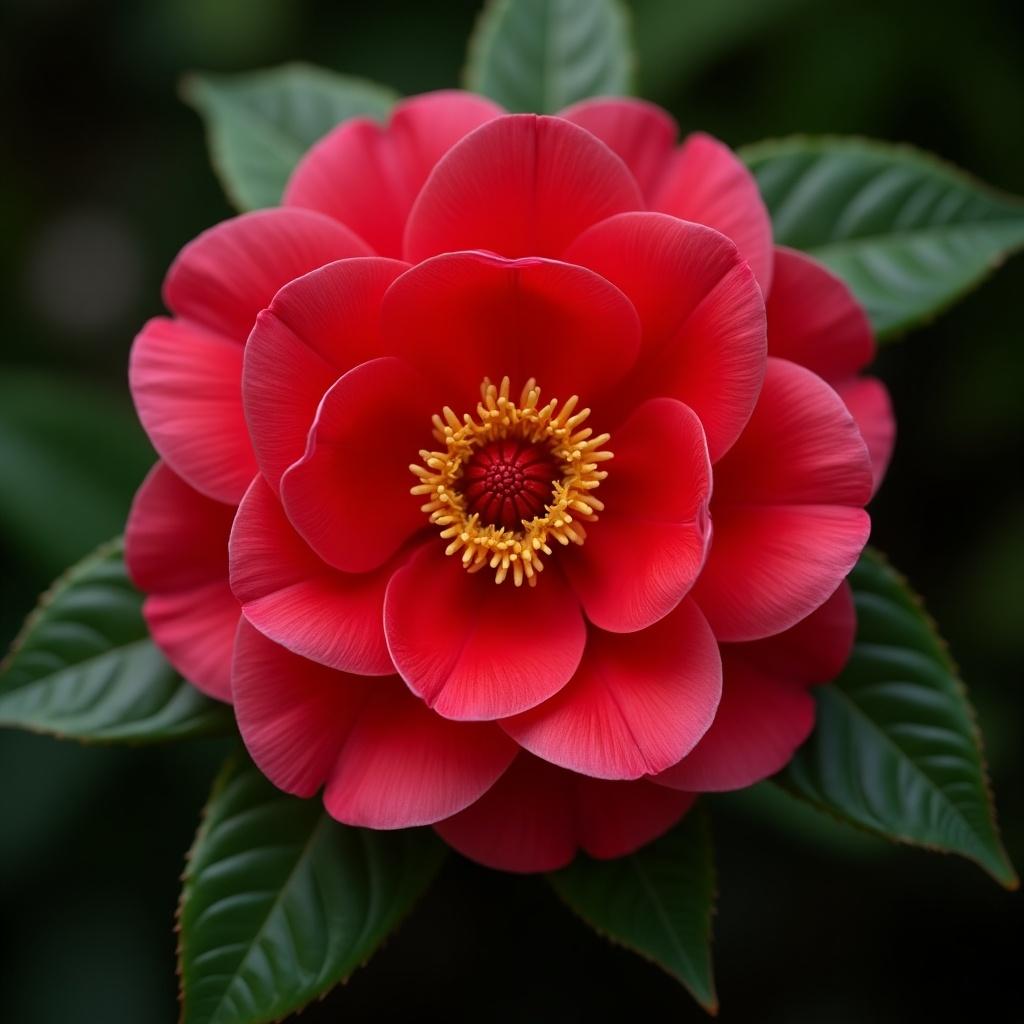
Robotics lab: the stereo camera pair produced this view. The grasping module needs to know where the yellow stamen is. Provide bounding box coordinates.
[410,377,613,586]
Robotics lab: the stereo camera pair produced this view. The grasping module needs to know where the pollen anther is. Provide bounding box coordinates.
[410,377,612,586]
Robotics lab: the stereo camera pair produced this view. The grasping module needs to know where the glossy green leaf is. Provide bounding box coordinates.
[179,754,446,1024]
[741,137,1024,338]
[464,0,632,113]
[183,62,398,210]
[547,807,716,1012]
[781,550,1017,888]
[0,537,230,742]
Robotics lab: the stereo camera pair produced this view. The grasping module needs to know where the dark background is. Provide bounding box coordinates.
[1,0,1021,1020]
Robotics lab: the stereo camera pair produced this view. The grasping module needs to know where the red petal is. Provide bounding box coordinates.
[232,619,375,796]
[766,247,874,382]
[574,774,696,859]
[651,132,774,293]
[230,476,395,675]
[712,358,874,509]
[694,358,871,641]
[243,257,408,491]
[125,462,239,700]
[655,585,855,792]
[324,683,517,829]
[143,585,241,703]
[380,250,640,414]
[835,376,896,496]
[502,599,721,780]
[233,622,516,826]
[435,755,576,871]
[163,209,371,340]
[563,212,766,458]
[738,581,856,686]
[655,650,815,792]
[285,91,504,257]
[130,317,255,504]
[384,543,586,721]
[280,357,434,573]
[695,505,868,643]
[563,398,712,632]
[404,114,643,262]
[435,753,695,872]
[558,97,677,198]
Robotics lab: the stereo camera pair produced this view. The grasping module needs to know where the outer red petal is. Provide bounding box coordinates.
[435,753,695,873]
[651,131,774,293]
[764,249,894,495]
[132,210,371,504]
[142,587,242,703]
[695,359,872,640]
[125,462,240,700]
[655,584,855,793]
[436,754,576,871]
[404,114,643,262]
[233,622,516,828]
[285,91,504,257]
[379,250,640,415]
[243,257,409,491]
[574,774,696,859]
[741,580,856,687]
[835,376,896,496]
[558,97,677,198]
[562,398,712,632]
[323,684,517,829]
[695,505,868,644]
[230,476,395,675]
[232,619,374,796]
[563,212,766,458]
[130,317,255,504]
[712,357,874,508]
[766,247,873,382]
[163,209,372,340]
[280,357,435,573]
[502,599,722,780]
[655,651,815,792]
[384,543,586,721]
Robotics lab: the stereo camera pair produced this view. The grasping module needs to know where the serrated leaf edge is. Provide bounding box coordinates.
[779,548,1018,890]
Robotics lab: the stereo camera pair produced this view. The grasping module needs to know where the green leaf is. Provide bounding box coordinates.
[464,0,632,113]
[547,807,716,1012]
[780,550,1017,888]
[182,62,398,211]
[0,538,230,743]
[179,754,446,1024]
[741,136,1024,339]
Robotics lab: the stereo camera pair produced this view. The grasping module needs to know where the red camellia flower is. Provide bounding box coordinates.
[126,93,895,871]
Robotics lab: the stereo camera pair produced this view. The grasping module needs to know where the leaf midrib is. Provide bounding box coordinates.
[0,636,154,696]
[829,672,995,862]
[629,856,703,987]
[198,815,331,1024]
[804,215,1024,261]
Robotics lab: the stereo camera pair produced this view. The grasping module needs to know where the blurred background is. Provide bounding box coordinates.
[1,0,1021,1020]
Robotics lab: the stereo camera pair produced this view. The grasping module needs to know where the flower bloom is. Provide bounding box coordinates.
[126,93,895,871]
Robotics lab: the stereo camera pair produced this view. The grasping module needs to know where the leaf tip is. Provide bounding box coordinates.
[177,70,204,108]
[988,853,1019,892]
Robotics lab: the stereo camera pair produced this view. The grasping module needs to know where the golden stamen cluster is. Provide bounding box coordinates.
[410,377,613,586]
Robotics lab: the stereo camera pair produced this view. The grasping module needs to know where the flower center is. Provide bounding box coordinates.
[410,377,613,586]
[462,439,559,529]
